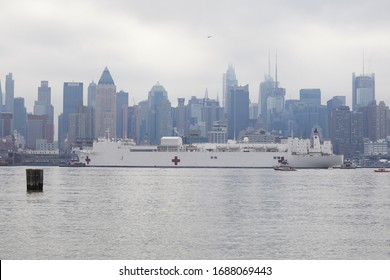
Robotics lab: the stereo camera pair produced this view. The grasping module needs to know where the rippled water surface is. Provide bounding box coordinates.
[1,166,390,259]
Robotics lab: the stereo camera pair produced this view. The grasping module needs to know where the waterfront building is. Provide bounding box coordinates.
[352,72,375,111]
[147,82,172,145]
[227,84,249,140]
[95,67,116,139]
[59,82,83,151]
[0,135,13,151]
[116,90,129,139]
[208,122,227,143]
[364,141,388,156]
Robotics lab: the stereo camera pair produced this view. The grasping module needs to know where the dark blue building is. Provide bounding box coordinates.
[59,82,83,151]
[227,85,249,140]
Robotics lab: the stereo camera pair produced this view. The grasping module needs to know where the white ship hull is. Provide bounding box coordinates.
[75,138,343,169]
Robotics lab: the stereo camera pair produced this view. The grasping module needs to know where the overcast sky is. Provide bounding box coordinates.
[1,0,390,116]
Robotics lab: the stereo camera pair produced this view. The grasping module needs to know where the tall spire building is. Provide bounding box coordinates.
[352,72,375,111]
[222,64,238,110]
[95,67,116,139]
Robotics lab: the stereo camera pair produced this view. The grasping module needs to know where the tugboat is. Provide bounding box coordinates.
[340,159,356,169]
[374,168,390,173]
[273,159,297,171]
[59,156,86,167]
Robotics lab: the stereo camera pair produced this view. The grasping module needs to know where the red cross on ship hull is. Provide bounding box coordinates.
[172,156,180,166]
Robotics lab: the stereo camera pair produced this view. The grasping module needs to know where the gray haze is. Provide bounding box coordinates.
[2,0,390,115]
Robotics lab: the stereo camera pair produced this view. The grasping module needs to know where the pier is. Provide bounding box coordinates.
[26,169,44,192]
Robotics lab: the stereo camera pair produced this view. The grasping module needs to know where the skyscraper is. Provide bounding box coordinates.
[34,81,54,143]
[299,89,321,106]
[136,100,149,144]
[27,114,50,150]
[0,113,12,137]
[67,106,93,147]
[227,84,249,140]
[59,82,83,151]
[87,81,97,139]
[95,67,116,139]
[358,100,389,142]
[222,64,238,109]
[13,97,27,141]
[174,98,188,138]
[5,73,14,114]
[266,86,286,131]
[258,76,276,118]
[87,81,97,109]
[0,80,3,113]
[202,97,223,133]
[116,90,129,138]
[148,82,172,144]
[327,96,346,111]
[5,73,14,131]
[329,106,363,157]
[352,73,375,111]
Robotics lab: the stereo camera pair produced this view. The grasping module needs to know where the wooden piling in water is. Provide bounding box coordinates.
[26,169,44,192]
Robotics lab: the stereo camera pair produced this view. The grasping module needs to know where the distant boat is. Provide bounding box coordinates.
[0,156,8,166]
[374,168,390,173]
[340,159,356,169]
[59,158,86,167]
[273,159,297,171]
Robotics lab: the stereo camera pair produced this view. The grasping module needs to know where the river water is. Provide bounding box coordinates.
[0,166,389,259]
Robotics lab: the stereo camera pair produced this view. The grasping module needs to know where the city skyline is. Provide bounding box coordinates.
[2,0,390,116]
